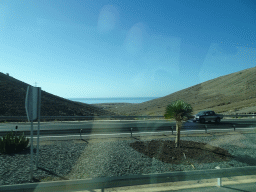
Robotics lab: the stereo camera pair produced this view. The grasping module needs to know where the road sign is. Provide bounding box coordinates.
[25,86,40,121]
[25,85,41,181]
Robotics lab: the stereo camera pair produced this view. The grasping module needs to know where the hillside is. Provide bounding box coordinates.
[101,67,256,116]
[0,72,116,118]
[2,67,256,118]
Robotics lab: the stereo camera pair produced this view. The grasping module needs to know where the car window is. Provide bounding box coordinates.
[0,0,255,191]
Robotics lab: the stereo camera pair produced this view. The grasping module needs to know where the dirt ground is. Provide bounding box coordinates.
[130,140,232,165]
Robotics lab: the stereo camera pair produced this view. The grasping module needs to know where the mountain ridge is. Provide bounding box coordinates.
[0,72,116,118]
[101,66,256,116]
[1,67,256,118]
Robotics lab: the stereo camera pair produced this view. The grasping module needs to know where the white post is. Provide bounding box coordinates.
[217,178,222,187]
[215,166,222,187]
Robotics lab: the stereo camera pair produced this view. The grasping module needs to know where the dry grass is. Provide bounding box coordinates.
[102,67,256,116]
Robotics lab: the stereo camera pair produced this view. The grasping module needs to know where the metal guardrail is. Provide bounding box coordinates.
[0,116,164,121]
[0,166,255,192]
[0,122,255,137]
[0,114,255,121]
[224,115,256,117]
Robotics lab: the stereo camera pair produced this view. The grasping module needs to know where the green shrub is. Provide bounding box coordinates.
[0,131,29,154]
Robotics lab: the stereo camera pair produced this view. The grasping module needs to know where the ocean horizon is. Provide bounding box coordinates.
[68,97,159,104]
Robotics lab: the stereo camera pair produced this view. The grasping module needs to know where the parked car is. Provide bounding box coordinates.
[193,110,223,123]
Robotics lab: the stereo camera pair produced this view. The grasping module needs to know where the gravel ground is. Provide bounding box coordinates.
[0,133,256,186]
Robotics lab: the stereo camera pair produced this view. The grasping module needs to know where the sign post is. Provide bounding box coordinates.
[25,86,41,181]
[36,87,41,168]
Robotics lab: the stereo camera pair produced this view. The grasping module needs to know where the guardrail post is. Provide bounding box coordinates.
[171,126,173,135]
[80,129,82,139]
[205,125,207,133]
[15,126,18,136]
[215,166,222,187]
[217,177,222,187]
[233,124,235,131]
[131,128,133,137]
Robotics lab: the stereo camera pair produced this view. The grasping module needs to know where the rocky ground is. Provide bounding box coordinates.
[0,131,255,185]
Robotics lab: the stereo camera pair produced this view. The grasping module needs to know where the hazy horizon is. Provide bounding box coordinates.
[68,96,159,99]
[68,96,159,104]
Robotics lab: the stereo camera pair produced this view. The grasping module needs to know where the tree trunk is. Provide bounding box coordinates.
[175,121,181,148]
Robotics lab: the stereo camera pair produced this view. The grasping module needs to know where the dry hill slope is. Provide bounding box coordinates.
[104,67,256,116]
[0,72,115,117]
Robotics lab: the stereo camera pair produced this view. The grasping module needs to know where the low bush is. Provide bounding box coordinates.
[0,131,29,154]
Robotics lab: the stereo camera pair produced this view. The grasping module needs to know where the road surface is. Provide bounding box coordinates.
[0,119,255,136]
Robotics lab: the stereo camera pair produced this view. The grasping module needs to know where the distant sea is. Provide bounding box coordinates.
[68,97,159,104]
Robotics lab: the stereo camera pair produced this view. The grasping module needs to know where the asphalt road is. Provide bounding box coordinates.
[0,119,256,136]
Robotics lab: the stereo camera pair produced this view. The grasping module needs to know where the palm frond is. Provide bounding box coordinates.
[164,100,193,121]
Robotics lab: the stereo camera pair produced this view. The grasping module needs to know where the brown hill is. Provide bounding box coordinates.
[102,67,256,116]
[0,72,116,118]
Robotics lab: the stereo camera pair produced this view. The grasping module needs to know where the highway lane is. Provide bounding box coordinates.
[184,119,256,130]
[0,119,255,136]
[0,120,171,131]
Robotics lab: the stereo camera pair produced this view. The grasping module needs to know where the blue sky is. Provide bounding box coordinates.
[1,0,255,98]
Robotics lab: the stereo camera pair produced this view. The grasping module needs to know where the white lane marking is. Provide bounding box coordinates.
[181,130,202,132]
[209,127,256,131]
[236,127,256,129]
[34,131,174,139]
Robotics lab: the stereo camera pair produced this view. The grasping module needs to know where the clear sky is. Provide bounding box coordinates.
[1,0,255,98]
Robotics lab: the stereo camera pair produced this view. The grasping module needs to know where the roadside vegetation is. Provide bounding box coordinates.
[0,131,29,154]
[130,100,234,168]
[164,100,193,148]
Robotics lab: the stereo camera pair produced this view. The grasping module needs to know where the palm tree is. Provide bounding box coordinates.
[164,100,193,148]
